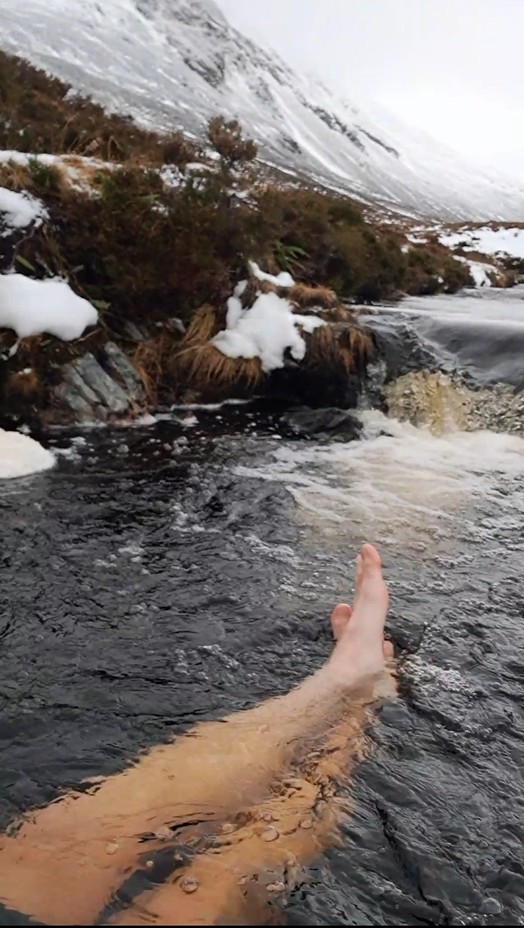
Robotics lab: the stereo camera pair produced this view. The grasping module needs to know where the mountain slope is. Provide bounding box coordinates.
[0,0,522,220]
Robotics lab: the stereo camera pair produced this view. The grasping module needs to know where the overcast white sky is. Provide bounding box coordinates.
[217,0,523,179]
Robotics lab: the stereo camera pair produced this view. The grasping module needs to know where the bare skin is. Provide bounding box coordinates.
[0,544,392,926]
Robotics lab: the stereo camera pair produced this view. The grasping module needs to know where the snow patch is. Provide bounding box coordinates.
[0,150,113,194]
[159,165,184,188]
[439,226,524,259]
[0,274,98,340]
[248,260,295,288]
[212,289,324,372]
[467,261,493,288]
[454,256,494,287]
[0,429,55,479]
[0,187,48,236]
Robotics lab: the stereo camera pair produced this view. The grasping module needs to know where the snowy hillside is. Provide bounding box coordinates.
[0,0,523,220]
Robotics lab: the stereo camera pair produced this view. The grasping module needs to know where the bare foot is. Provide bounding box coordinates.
[328,543,391,684]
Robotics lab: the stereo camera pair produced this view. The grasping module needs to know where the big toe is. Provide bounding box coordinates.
[359,544,385,592]
[330,602,352,640]
[361,543,382,570]
[353,543,389,618]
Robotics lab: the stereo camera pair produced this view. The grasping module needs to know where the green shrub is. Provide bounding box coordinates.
[405,245,472,295]
[207,117,258,168]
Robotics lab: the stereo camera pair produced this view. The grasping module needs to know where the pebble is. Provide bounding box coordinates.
[221,823,235,834]
[266,881,286,893]
[261,826,279,842]
[105,843,119,855]
[145,860,154,869]
[155,825,173,840]
[180,878,199,894]
[283,777,303,790]
[300,819,314,830]
[480,898,502,916]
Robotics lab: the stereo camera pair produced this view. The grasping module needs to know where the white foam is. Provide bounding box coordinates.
[235,411,524,547]
[0,429,55,479]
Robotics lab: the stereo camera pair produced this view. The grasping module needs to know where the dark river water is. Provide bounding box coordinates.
[1,289,524,926]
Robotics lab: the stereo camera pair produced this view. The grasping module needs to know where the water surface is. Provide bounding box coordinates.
[2,292,524,925]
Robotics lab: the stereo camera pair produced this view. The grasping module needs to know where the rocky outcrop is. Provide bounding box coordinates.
[281,406,362,442]
[55,343,145,422]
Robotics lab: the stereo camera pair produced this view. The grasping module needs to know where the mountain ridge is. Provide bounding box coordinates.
[0,0,523,219]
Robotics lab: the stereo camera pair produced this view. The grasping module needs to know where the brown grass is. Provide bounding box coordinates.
[131,333,176,406]
[176,343,264,393]
[170,300,373,399]
[239,278,350,323]
[172,305,264,395]
[0,50,201,166]
[288,283,339,310]
[304,322,374,373]
[0,160,32,189]
[179,304,221,346]
[4,367,40,400]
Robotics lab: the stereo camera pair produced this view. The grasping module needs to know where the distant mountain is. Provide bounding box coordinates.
[1,0,523,220]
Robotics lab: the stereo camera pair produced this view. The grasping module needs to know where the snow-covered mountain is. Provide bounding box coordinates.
[1,0,523,220]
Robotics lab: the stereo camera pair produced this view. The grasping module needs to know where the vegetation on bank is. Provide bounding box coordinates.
[0,50,477,417]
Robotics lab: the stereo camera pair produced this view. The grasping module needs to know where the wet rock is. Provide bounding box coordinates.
[73,354,129,414]
[480,897,502,916]
[55,380,104,422]
[180,877,199,894]
[99,342,145,403]
[281,406,362,442]
[123,320,149,342]
[56,351,136,422]
[361,313,438,382]
[386,370,524,437]
[164,317,186,335]
[282,777,303,790]
[418,858,482,909]
[62,362,105,412]
[271,364,364,409]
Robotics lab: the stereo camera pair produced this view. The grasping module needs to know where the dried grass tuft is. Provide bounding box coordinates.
[288,283,339,310]
[4,367,40,399]
[172,303,264,393]
[0,161,32,190]
[131,333,174,406]
[305,323,374,373]
[177,344,264,392]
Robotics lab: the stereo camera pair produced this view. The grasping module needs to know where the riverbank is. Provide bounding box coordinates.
[1,50,522,427]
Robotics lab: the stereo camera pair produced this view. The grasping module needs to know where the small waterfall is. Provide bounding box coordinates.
[384,370,524,436]
[385,371,470,435]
